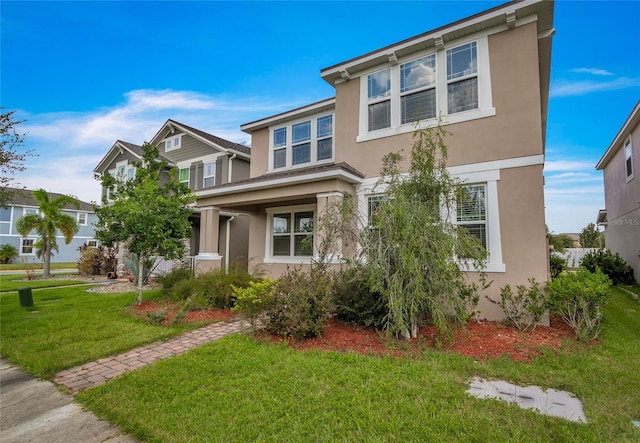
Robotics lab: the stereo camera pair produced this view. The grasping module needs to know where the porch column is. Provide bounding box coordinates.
[194,206,222,274]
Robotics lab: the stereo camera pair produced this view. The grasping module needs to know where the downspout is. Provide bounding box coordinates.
[227,153,237,183]
[225,216,235,270]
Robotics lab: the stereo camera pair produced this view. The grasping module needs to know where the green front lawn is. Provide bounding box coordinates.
[0,286,206,379]
[75,288,640,442]
[0,273,87,292]
[0,262,77,271]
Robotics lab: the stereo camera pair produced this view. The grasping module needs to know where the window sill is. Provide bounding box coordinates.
[268,158,334,174]
[264,257,314,264]
[357,107,496,143]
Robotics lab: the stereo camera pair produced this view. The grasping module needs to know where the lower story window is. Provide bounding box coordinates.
[21,238,35,254]
[457,184,487,250]
[272,210,314,257]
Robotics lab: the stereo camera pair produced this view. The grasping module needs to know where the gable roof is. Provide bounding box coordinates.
[93,140,143,174]
[149,119,251,158]
[596,100,640,170]
[6,188,95,212]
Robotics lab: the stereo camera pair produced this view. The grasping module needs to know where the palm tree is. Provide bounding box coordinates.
[16,189,80,278]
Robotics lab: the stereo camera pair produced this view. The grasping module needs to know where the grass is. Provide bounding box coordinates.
[0,273,87,292]
[0,285,207,379]
[0,262,77,271]
[73,287,640,442]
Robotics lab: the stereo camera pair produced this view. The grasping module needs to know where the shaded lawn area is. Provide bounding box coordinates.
[0,286,206,379]
[0,273,87,292]
[77,288,640,442]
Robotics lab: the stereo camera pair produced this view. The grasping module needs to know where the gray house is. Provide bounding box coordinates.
[0,188,97,264]
[93,120,252,272]
[596,100,640,280]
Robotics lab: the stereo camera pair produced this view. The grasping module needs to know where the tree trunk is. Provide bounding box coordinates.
[43,239,51,278]
[136,253,144,305]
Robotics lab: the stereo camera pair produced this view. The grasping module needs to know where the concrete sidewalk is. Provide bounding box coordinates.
[0,357,136,442]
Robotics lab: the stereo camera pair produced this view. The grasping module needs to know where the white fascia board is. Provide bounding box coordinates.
[195,168,363,199]
[596,101,640,170]
[241,98,336,133]
[322,0,545,83]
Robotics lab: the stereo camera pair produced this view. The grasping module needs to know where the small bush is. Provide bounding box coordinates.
[547,270,611,342]
[158,267,193,295]
[0,244,19,264]
[264,267,333,340]
[549,255,566,279]
[332,266,387,329]
[77,244,116,276]
[146,309,168,326]
[580,249,635,285]
[489,278,547,331]
[232,278,277,333]
[168,267,258,309]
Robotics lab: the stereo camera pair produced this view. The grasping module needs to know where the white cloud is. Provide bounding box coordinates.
[543,159,595,172]
[550,77,640,98]
[571,68,613,76]
[13,89,305,204]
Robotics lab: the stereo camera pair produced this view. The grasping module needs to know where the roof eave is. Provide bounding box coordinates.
[596,100,640,170]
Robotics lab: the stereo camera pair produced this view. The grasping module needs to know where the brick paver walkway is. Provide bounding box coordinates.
[53,317,251,393]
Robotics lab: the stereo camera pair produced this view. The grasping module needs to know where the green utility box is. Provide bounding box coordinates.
[18,287,34,307]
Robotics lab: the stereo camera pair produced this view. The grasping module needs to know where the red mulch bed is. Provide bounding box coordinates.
[130,301,581,362]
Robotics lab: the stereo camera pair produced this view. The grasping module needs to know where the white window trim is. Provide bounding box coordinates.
[357,36,494,143]
[356,167,504,273]
[77,212,88,226]
[625,137,634,182]
[179,167,190,186]
[203,161,216,188]
[264,205,316,263]
[20,237,36,255]
[163,133,184,152]
[268,113,335,172]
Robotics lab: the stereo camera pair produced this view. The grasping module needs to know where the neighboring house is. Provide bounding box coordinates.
[596,100,640,280]
[194,0,555,320]
[0,188,97,263]
[93,120,252,272]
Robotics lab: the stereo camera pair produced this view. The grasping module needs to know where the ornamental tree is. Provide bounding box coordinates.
[579,222,601,248]
[363,124,488,340]
[94,142,194,304]
[16,189,80,277]
[1,109,36,207]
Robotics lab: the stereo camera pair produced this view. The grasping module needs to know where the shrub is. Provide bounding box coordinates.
[264,267,333,340]
[77,244,116,275]
[158,267,193,295]
[580,249,635,285]
[232,278,277,333]
[488,278,547,331]
[549,255,566,279]
[547,270,611,342]
[168,267,258,309]
[0,244,19,264]
[332,266,387,329]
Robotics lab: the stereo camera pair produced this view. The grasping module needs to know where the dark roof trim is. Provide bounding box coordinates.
[5,188,95,211]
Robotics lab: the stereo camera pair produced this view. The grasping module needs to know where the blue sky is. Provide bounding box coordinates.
[2,0,639,234]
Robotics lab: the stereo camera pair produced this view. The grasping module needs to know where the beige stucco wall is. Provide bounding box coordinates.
[333,22,544,176]
[602,122,640,280]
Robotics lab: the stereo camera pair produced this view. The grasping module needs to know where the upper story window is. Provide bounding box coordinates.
[0,207,10,222]
[24,208,38,216]
[179,168,190,186]
[77,213,87,226]
[625,138,634,181]
[164,135,182,152]
[359,38,493,141]
[447,42,478,114]
[127,166,135,181]
[270,114,334,171]
[203,162,216,188]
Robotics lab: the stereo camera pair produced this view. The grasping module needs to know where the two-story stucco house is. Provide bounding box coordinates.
[0,188,98,263]
[94,119,252,272]
[596,100,640,280]
[194,0,555,320]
